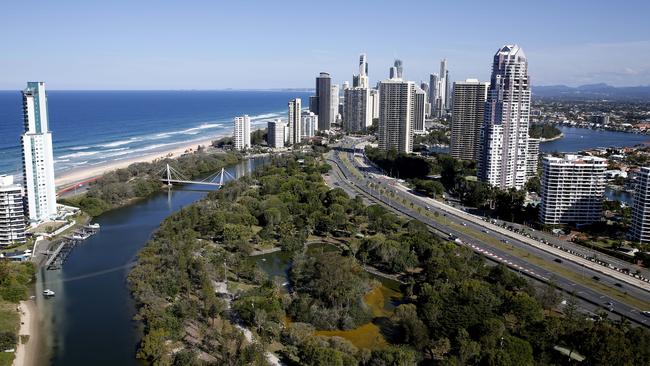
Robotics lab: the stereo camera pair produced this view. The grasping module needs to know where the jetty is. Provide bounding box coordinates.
[44,224,101,270]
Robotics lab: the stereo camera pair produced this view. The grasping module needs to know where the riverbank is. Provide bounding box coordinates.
[12,300,38,366]
[539,132,564,142]
[54,135,227,189]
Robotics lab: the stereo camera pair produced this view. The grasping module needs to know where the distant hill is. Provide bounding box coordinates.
[533,83,650,101]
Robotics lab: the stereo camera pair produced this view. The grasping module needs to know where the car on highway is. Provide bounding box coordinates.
[642,311,650,317]
[482,229,489,234]
[554,258,563,263]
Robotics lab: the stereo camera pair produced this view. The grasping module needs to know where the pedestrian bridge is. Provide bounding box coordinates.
[157,164,235,187]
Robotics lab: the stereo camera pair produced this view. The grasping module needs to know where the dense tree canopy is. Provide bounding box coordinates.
[128,152,650,366]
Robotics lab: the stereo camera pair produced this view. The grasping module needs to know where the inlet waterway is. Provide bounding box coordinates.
[34,157,266,366]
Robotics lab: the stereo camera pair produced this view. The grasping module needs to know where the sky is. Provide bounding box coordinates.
[1,0,649,90]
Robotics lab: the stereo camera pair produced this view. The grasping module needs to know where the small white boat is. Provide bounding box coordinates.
[43,289,55,297]
[86,223,100,229]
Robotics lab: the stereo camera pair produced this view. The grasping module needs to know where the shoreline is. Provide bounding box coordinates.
[54,123,269,191]
[54,134,228,189]
[12,300,38,366]
[538,132,564,143]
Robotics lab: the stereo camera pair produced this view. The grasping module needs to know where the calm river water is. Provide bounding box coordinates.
[35,158,264,366]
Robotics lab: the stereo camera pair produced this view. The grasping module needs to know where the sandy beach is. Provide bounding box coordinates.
[12,300,38,366]
[54,135,226,189]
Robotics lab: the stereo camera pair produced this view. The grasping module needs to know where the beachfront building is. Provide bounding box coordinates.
[478,45,531,190]
[233,115,251,151]
[288,98,302,145]
[22,82,57,223]
[267,119,285,149]
[301,112,318,139]
[450,79,489,161]
[0,175,26,247]
[378,76,415,153]
[539,155,607,225]
[630,167,650,243]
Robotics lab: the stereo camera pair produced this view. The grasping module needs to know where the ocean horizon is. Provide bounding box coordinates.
[0,90,312,176]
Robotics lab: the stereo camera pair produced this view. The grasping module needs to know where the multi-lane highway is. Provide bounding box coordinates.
[326,137,650,327]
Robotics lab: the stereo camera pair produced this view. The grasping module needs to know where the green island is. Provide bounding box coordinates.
[529,123,563,140]
[128,152,650,366]
[0,261,35,366]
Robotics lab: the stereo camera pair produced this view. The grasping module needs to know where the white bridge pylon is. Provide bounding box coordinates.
[159,163,235,187]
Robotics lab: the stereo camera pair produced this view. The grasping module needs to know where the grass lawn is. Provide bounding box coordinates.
[0,353,15,366]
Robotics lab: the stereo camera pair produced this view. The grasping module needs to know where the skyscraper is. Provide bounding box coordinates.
[438,59,448,112]
[344,87,371,133]
[526,138,540,179]
[330,84,340,124]
[355,53,369,89]
[0,175,26,247]
[301,112,318,139]
[630,167,650,243]
[344,53,372,133]
[394,59,404,79]
[233,115,251,151]
[22,82,57,223]
[314,73,332,130]
[450,79,489,161]
[267,119,285,149]
[369,89,380,121]
[478,45,531,190]
[413,87,426,135]
[428,73,439,117]
[539,155,606,225]
[378,76,415,153]
[288,98,302,145]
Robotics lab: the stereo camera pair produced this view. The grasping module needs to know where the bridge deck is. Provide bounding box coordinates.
[161,179,222,187]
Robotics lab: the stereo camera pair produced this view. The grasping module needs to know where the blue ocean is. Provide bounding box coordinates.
[0,90,312,176]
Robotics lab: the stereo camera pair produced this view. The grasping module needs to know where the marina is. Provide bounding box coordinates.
[44,224,101,271]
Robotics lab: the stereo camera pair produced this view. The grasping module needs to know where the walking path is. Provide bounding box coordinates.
[12,300,38,366]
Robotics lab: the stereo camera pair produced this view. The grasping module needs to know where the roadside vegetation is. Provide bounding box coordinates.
[0,261,35,366]
[129,152,650,366]
[62,150,240,216]
[365,147,539,224]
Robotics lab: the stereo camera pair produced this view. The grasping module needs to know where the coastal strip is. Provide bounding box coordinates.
[55,135,225,190]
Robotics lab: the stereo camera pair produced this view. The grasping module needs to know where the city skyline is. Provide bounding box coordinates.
[1,0,649,90]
